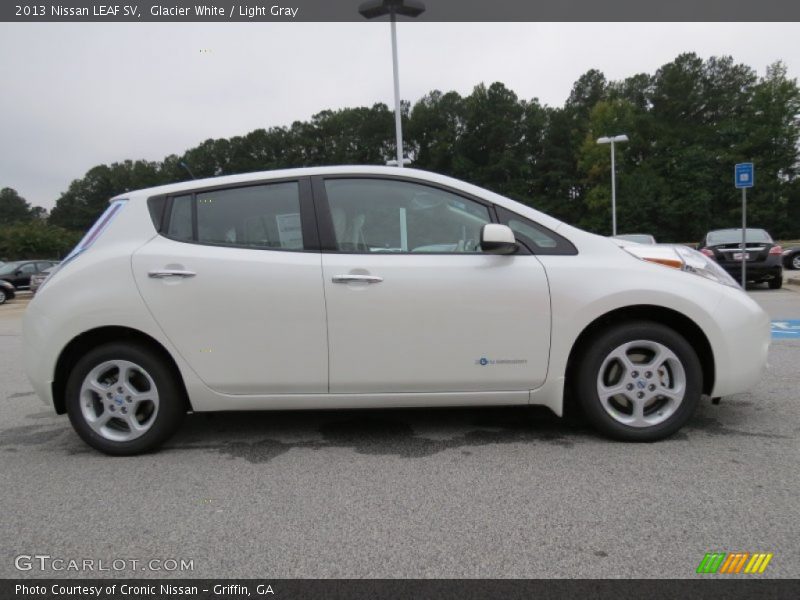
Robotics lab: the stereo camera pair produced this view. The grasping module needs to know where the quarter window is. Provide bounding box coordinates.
[496,206,578,256]
[324,179,491,253]
[167,195,193,241]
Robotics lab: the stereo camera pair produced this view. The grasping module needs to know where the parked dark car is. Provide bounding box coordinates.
[783,246,800,270]
[30,265,57,293]
[698,228,783,289]
[0,260,57,289]
[0,280,15,305]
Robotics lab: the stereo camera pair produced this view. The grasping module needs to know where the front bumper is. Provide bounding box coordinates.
[709,289,771,398]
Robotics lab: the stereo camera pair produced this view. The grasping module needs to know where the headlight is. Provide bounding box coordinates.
[623,244,740,288]
[673,245,740,288]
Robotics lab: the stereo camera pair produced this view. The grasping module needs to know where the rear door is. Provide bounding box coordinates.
[133,178,328,395]
[315,176,552,394]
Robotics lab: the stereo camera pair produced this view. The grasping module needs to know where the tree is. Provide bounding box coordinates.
[36,54,800,243]
[49,160,162,231]
[0,221,81,260]
[0,187,41,225]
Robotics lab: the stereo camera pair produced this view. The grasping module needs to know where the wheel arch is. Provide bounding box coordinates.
[52,326,191,415]
[564,305,715,401]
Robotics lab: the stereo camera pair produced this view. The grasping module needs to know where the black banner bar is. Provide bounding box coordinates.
[3,0,800,22]
[3,579,800,600]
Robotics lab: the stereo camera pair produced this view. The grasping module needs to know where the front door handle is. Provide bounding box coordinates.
[332,274,383,284]
[148,269,196,279]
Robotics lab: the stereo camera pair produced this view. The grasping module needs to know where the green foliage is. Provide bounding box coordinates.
[43,54,800,242]
[0,221,81,261]
[0,187,42,225]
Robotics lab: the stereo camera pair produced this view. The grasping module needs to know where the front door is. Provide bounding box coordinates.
[316,177,551,394]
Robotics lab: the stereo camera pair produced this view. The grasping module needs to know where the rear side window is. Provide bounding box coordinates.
[166,182,304,251]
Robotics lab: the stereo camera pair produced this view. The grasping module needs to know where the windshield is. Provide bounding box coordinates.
[707,229,772,245]
[0,262,21,275]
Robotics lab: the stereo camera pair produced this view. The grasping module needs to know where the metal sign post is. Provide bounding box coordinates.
[734,163,754,287]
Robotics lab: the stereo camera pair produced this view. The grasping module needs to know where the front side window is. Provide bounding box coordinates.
[166,182,304,250]
[324,179,491,253]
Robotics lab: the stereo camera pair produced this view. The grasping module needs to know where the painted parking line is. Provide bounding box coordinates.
[771,320,800,339]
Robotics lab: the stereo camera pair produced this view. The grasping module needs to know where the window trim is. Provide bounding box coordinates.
[155,177,319,253]
[311,174,537,256]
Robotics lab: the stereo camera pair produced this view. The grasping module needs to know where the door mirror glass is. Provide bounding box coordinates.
[480,224,518,254]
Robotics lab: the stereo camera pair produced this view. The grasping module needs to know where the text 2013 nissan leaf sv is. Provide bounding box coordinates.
[23,167,770,455]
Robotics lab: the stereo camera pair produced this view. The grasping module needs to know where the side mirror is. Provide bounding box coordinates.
[480,224,518,255]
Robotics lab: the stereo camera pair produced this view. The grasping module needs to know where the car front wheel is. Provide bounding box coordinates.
[65,342,186,455]
[575,321,702,442]
[0,289,7,305]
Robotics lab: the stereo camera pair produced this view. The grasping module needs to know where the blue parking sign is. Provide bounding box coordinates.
[735,163,754,188]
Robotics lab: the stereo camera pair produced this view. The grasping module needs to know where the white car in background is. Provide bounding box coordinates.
[23,167,770,455]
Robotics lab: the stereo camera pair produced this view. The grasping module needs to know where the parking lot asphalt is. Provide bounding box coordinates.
[1,288,799,579]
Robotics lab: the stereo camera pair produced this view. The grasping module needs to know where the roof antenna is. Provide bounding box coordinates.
[179,161,196,179]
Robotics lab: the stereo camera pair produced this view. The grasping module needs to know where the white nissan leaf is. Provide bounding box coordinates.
[23,167,770,454]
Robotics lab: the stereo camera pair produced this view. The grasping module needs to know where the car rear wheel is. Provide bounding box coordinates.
[769,276,783,290]
[0,289,6,304]
[65,342,186,455]
[792,255,800,270]
[575,321,702,442]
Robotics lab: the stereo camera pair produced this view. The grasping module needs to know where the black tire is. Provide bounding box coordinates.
[574,321,702,442]
[0,289,6,305]
[769,276,783,289]
[65,342,186,455]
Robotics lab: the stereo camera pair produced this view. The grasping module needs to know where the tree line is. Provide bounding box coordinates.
[2,52,799,259]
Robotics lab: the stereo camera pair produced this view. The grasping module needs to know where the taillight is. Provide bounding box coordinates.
[700,248,714,257]
[769,245,783,255]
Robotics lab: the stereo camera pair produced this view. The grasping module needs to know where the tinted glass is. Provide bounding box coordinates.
[0,262,21,275]
[195,182,303,250]
[707,229,772,245]
[19,263,36,274]
[324,179,490,253]
[167,195,193,241]
[496,206,577,255]
[147,196,167,230]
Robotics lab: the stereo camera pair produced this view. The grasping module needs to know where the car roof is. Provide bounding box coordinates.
[110,165,569,233]
[706,228,768,233]
[113,166,475,198]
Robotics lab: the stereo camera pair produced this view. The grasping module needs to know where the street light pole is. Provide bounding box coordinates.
[597,134,629,236]
[389,11,403,167]
[359,0,426,168]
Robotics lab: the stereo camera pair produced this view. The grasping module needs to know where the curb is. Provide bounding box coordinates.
[787,277,800,287]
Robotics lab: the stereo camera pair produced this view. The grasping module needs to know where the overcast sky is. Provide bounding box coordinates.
[1,22,798,211]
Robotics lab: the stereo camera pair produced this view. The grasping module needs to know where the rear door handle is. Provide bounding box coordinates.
[148,270,196,279]
[332,274,383,284]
